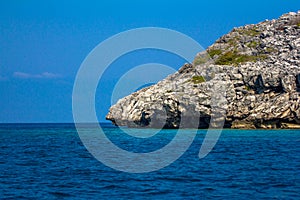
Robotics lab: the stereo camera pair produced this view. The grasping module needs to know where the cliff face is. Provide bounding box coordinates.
[106,11,300,129]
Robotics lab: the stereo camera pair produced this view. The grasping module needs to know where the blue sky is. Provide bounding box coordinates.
[0,0,299,123]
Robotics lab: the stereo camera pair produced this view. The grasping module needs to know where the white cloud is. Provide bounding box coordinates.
[13,72,62,79]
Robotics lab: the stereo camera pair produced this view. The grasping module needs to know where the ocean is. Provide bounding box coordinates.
[0,123,299,199]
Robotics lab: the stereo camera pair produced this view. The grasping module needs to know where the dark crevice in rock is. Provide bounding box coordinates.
[296,74,300,92]
[254,75,265,94]
[140,112,150,127]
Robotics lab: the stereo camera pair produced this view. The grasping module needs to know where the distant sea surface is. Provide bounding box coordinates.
[0,123,299,199]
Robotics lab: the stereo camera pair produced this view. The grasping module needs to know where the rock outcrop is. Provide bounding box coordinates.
[106,11,300,129]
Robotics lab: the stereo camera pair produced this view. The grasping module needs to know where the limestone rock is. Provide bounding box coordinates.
[106,11,300,129]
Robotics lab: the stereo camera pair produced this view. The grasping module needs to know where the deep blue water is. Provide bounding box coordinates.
[0,123,299,199]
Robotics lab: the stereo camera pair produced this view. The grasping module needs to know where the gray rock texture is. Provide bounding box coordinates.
[106,11,300,129]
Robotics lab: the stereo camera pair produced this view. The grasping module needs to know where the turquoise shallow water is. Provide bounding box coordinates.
[0,124,299,199]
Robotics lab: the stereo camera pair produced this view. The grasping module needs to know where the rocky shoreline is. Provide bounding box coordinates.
[106,11,300,129]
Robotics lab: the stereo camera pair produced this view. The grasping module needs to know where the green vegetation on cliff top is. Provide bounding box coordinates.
[191,75,206,84]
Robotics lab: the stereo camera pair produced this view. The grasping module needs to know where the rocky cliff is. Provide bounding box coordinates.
[106,11,300,129]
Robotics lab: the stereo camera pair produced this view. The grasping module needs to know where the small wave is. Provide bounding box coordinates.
[49,191,74,198]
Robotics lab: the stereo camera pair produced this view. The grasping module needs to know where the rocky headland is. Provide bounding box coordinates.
[106,11,300,129]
